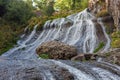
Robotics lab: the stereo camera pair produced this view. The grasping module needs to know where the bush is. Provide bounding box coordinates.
[28,8,85,31]
[0,0,34,25]
[39,54,49,59]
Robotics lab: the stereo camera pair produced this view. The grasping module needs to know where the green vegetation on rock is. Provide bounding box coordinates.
[111,31,120,48]
[39,54,49,59]
[94,42,105,53]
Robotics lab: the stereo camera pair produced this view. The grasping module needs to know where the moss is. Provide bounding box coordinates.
[111,31,120,48]
[39,54,49,59]
[94,42,105,53]
[111,38,120,48]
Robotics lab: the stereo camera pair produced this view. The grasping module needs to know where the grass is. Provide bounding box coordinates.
[94,42,105,53]
[39,54,49,59]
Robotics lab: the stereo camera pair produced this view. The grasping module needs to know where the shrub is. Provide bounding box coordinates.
[111,31,120,48]
[39,54,49,59]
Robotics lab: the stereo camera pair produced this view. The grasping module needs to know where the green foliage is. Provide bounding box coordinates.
[5,0,33,24]
[0,0,89,55]
[111,31,120,38]
[28,8,84,30]
[0,20,20,55]
[54,0,88,11]
[54,0,72,10]
[79,0,88,9]
[111,31,120,48]
[0,0,34,25]
[0,0,34,55]
[46,2,55,16]
[34,0,55,16]
[94,42,105,53]
[39,54,49,59]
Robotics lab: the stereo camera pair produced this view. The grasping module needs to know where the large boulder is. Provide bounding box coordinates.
[36,41,77,59]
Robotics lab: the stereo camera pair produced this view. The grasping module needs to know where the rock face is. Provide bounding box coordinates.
[36,41,77,59]
[107,0,120,31]
[88,0,107,14]
[89,0,120,31]
[104,48,120,65]
[71,54,98,61]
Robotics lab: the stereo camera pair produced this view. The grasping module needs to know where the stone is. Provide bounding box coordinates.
[107,0,120,31]
[105,48,120,65]
[89,0,120,31]
[36,41,77,59]
[71,54,98,61]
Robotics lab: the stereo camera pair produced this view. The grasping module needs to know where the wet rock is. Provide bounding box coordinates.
[51,67,74,80]
[71,54,98,61]
[107,0,120,31]
[0,58,120,80]
[89,0,120,31]
[101,16,113,22]
[36,41,77,59]
[104,48,120,65]
[63,18,73,27]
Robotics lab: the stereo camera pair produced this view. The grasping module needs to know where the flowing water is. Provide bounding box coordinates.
[0,9,120,80]
[2,9,110,58]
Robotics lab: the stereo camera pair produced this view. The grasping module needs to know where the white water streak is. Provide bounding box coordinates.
[52,60,94,80]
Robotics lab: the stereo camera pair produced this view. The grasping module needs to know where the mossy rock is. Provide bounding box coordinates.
[94,42,105,53]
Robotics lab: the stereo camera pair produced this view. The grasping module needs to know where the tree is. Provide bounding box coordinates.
[54,0,88,11]
[34,0,55,16]
[0,0,34,25]
[54,0,72,11]
[46,1,55,16]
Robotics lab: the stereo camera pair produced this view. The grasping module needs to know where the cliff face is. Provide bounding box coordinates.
[89,0,120,31]
[107,0,120,31]
[88,0,107,14]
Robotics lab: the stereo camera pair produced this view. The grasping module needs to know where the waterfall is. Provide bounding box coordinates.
[1,9,120,80]
[2,9,110,59]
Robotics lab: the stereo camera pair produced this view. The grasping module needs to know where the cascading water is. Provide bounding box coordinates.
[2,9,110,59]
[1,9,120,80]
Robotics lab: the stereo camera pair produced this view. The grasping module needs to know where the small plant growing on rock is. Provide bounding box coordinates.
[111,31,120,48]
[39,54,49,59]
[94,42,105,53]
